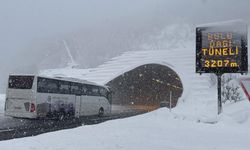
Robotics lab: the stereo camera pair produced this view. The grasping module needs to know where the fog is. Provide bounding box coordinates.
[0,0,250,92]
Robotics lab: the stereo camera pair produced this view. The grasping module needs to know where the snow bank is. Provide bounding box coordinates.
[0,94,5,117]
[1,106,250,150]
[1,22,248,149]
[220,100,250,124]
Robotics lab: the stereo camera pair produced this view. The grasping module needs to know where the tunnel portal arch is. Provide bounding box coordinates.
[106,63,183,111]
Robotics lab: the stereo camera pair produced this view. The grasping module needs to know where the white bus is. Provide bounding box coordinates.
[5,75,112,119]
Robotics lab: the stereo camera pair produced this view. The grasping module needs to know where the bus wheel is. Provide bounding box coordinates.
[98,108,104,117]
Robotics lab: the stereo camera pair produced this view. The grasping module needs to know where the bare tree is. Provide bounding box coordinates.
[221,74,242,103]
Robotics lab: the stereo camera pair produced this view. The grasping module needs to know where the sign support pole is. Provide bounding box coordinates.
[169,91,172,112]
[217,73,223,115]
[196,22,248,116]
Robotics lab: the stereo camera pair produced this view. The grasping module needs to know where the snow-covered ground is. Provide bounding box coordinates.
[1,94,250,150]
[0,94,5,117]
[1,23,249,148]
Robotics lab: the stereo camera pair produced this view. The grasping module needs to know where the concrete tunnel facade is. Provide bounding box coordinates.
[106,64,183,111]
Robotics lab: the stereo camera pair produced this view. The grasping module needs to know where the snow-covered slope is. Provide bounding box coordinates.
[38,22,250,122]
[40,44,219,121]
[40,68,92,80]
[1,106,250,150]
[0,94,5,117]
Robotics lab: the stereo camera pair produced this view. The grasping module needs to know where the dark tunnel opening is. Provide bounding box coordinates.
[106,64,183,112]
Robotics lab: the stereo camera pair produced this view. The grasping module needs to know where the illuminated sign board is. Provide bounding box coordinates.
[196,21,248,74]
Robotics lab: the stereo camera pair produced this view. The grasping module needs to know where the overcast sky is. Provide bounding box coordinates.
[0,0,249,60]
[0,0,250,91]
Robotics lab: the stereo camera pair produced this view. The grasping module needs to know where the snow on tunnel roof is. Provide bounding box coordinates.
[39,46,215,114]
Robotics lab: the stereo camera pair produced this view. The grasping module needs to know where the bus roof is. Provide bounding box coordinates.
[51,76,99,86]
[9,74,104,88]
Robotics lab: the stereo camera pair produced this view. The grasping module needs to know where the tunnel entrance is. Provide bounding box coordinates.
[106,64,183,112]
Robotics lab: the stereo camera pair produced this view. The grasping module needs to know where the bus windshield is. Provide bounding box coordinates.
[8,75,34,89]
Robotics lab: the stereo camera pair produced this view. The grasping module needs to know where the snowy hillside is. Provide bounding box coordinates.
[40,44,220,122]
[39,22,250,122]
[3,24,250,149]
[0,94,4,117]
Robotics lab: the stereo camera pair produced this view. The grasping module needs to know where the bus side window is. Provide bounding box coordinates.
[59,81,70,94]
[92,86,100,96]
[107,92,112,103]
[37,78,47,93]
[47,79,59,93]
[37,78,45,92]
[38,77,58,93]
[86,85,93,96]
[81,84,87,95]
[99,87,107,97]
[71,83,81,95]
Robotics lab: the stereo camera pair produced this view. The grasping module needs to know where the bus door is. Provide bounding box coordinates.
[80,95,91,116]
[75,96,81,118]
